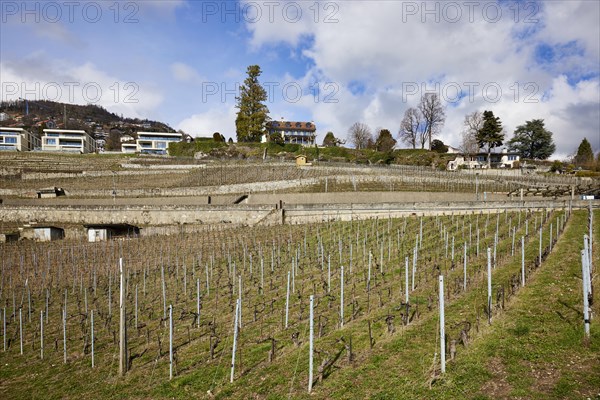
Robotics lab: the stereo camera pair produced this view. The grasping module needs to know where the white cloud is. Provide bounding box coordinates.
[176,105,237,139]
[170,62,204,83]
[244,0,599,157]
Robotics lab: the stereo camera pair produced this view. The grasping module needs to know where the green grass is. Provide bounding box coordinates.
[431,209,600,399]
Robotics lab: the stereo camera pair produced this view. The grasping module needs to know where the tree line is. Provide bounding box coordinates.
[233,65,597,168]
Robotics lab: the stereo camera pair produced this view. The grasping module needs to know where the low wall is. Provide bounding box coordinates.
[282,200,578,224]
[0,204,277,226]
[245,191,508,205]
[0,200,588,232]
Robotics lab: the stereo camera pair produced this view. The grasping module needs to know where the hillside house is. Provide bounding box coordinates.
[265,119,317,146]
[122,131,182,155]
[42,129,96,153]
[0,127,40,151]
[447,149,520,170]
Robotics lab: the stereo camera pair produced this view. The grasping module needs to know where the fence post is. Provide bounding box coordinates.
[91,309,95,368]
[521,236,525,287]
[308,295,314,393]
[340,266,344,328]
[40,310,43,360]
[285,271,290,329]
[463,242,467,291]
[581,250,590,338]
[19,308,23,355]
[169,304,174,380]
[119,258,127,376]
[487,247,492,325]
[405,256,409,303]
[439,275,445,373]
[230,299,240,383]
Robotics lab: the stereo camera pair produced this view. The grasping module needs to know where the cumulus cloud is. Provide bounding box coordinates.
[177,104,237,139]
[243,0,600,156]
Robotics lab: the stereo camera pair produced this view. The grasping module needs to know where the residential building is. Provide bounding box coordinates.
[42,129,96,153]
[0,127,40,151]
[120,134,135,143]
[265,119,317,146]
[122,131,182,155]
[447,148,520,170]
[121,143,137,153]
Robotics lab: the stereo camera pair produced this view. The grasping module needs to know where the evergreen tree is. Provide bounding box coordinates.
[476,110,504,167]
[269,131,284,145]
[507,119,555,160]
[322,131,337,147]
[235,65,270,142]
[431,139,448,153]
[574,138,594,168]
[213,132,225,142]
[374,129,397,152]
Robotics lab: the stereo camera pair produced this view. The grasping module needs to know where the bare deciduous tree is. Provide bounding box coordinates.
[461,111,483,157]
[348,122,372,150]
[399,108,424,149]
[418,93,446,150]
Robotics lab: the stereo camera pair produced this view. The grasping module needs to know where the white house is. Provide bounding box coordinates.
[122,131,182,155]
[0,127,40,151]
[264,119,317,146]
[447,148,520,170]
[121,143,137,153]
[42,129,96,153]
[120,134,135,143]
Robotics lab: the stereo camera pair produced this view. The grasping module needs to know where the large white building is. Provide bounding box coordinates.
[264,120,317,146]
[121,131,182,155]
[0,127,40,151]
[42,129,96,153]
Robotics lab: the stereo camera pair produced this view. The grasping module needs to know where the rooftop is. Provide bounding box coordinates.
[267,121,316,132]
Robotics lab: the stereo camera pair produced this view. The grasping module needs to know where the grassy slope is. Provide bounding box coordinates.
[213,210,599,399]
[448,209,599,400]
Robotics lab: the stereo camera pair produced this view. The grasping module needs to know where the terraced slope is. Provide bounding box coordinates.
[0,209,596,399]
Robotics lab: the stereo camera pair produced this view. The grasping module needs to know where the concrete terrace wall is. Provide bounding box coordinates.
[0,177,322,198]
[0,204,277,226]
[1,200,590,230]
[244,191,509,205]
[282,200,579,224]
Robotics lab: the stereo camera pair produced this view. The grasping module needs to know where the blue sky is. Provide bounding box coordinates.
[1,0,599,158]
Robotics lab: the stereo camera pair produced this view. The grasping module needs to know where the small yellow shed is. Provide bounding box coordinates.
[295,155,311,166]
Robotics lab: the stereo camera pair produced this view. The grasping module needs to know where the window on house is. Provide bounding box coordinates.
[5,137,17,144]
[46,138,56,145]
